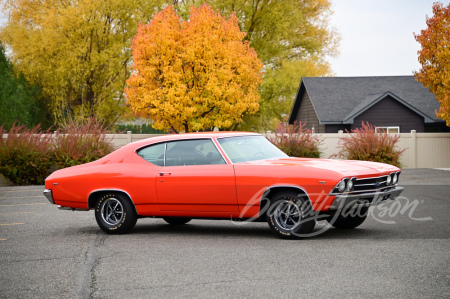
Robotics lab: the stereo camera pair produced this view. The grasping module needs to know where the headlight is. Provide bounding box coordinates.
[346,178,355,191]
[346,180,353,191]
[386,174,392,185]
[337,180,346,192]
[393,172,400,184]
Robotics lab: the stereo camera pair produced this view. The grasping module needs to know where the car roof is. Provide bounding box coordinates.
[128,131,261,150]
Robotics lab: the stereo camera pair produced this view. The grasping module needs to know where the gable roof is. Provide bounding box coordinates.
[289,76,442,124]
[343,91,435,124]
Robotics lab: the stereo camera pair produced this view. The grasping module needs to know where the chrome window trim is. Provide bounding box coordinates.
[213,138,233,165]
[135,141,166,167]
[135,138,228,166]
[163,142,167,167]
[209,138,229,165]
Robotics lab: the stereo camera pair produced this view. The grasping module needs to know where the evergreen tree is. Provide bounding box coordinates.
[0,44,50,130]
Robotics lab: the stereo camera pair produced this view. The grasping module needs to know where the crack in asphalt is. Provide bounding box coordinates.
[3,256,78,264]
[78,233,104,299]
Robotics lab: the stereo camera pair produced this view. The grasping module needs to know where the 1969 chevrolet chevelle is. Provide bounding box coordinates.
[44,132,404,239]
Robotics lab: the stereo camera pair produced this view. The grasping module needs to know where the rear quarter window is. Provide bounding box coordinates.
[137,143,165,166]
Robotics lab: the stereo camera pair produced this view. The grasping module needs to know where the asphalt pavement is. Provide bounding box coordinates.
[0,169,449,298]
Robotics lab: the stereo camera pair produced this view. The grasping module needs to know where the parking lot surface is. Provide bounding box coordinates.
[0,169,449,298]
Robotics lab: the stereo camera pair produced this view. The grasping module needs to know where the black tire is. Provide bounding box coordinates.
[326,207,368,229]
[95,192,137,234]
[163,217,192,225]
[267,191,316,239]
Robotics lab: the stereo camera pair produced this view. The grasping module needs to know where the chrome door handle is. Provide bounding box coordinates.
[159,172,171,176]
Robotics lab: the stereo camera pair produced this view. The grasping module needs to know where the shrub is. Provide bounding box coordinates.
[0,119,114,185]
[268,122,322,158]
[333,122,406,167]
[53,119,114,168]
[0,124,54,185]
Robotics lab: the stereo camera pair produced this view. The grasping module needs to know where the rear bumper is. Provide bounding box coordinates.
[43,189,54,204]
[330,186,404,211]
[43,189,88,211]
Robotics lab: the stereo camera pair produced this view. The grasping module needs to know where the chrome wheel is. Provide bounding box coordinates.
[274,200,301,230]
[101,198,124,225]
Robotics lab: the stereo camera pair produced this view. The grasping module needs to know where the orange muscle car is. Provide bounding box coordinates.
[44,132,404,239]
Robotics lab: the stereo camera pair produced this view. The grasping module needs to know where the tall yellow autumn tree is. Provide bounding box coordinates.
[0,0,166,128]
[414,2,450,126]
[125,5,263,133]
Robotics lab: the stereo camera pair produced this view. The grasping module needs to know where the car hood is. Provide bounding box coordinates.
[242,157,399,177]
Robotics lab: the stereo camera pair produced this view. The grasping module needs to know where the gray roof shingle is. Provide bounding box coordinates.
[289,76,442,124]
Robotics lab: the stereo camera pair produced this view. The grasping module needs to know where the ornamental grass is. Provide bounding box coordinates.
[268,121,322,158]
[53,119,114,168]
[333,122,406,167]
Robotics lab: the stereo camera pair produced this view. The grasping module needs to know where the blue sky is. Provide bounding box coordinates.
[329,0,446,76]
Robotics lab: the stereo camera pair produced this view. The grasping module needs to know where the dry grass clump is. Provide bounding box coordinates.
[333,122,405,167]
[268,121,322,158]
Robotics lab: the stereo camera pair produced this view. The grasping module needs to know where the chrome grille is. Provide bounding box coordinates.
[353,176,389,192]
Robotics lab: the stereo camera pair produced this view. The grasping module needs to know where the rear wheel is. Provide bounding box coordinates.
[326,207,369,229]
[267,191,315,239]
[163,217,192,225]
[95,192,137,234]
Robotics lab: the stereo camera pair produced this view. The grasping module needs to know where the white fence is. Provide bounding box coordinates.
[312,131,450,169]
[3,131,450,169]
[107,132,165,149]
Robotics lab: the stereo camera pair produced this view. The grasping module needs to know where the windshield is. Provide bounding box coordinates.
[218,135,288,163]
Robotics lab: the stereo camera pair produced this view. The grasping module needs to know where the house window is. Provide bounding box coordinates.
[375,126,400,133]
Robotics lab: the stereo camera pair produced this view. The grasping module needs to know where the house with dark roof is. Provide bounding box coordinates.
[288,76,449,133]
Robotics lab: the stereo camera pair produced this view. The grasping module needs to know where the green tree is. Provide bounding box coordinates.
[0,0,166,129]
[172,0,339,131]
[0,44,49,130]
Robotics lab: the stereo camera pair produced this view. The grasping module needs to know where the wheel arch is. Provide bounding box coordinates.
[88,189,138,215]
[259,185,312,218]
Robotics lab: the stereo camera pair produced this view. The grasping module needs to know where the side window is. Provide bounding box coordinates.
[166,139,226,166]
[137,143,165,166]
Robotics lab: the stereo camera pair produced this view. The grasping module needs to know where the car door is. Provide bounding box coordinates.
[155,139,239,212]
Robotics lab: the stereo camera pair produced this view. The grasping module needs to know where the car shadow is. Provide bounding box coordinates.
[63,216,445,240]
[129,219,389,240]
[130,220,275,239]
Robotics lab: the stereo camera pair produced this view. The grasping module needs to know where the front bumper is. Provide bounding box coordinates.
[330,186,404,211]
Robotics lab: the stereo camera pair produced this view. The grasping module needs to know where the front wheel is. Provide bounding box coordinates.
[267,191,316,239]
[95,193,137,234]
[326,207,369,229]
